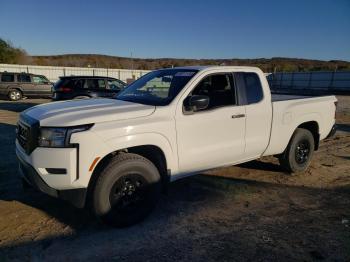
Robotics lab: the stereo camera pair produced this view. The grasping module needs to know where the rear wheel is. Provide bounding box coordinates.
[91,153,161,227]
[279,128,315,173]
[8,89,22,101]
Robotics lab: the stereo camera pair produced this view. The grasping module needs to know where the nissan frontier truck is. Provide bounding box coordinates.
[16,66,337,226]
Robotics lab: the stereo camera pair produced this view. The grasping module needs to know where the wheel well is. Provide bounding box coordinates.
[87,145,169,203]
[297,121,320,150]
[127,145,168,180]
[8,88,22,94]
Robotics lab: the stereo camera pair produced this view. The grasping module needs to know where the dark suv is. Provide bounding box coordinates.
[52,76,126,100]
[0,72,52,101]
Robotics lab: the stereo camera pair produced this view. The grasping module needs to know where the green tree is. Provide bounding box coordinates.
[0,38,28,64]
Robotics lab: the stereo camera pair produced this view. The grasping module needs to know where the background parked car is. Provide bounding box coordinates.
[52,76,126,100]
[0,72,53,101]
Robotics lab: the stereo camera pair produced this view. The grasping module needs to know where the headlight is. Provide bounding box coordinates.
[38,124,93,147]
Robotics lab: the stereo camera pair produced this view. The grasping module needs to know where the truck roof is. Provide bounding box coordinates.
[165,65,261,72]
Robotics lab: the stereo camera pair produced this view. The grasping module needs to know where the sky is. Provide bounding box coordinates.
[1,0,349,61]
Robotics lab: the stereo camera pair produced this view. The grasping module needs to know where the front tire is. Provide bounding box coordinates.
[91,153,161,227]
[8,89,22,101]
[279,128,315,173]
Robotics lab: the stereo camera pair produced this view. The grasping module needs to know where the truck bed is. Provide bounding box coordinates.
[264,93,337,157]
[271,94,311,102]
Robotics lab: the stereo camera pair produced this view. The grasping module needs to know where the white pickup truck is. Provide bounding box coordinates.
[16,66,337,226]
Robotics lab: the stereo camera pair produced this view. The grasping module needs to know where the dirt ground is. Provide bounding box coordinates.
[0,96,349,261]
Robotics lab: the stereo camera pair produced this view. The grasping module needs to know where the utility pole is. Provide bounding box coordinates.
[131,52,134,79]
[131,52,134,70]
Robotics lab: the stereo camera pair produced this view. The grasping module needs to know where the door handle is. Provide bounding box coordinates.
[231,114,245,119]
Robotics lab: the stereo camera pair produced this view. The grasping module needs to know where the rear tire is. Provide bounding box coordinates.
[8,89,22,101]
[91,153,161,227]
[279,128,315,173]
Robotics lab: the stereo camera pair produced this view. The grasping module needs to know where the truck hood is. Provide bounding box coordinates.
[23,98,156,126]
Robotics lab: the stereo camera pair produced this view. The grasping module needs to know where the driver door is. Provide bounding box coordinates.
[32,75,52,96]
[175,73,246,173]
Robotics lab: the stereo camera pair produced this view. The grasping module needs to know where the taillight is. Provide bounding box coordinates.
[59,87,72,93]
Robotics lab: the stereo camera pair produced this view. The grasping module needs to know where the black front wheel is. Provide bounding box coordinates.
[279,128,315,173]
[91,153,161,227]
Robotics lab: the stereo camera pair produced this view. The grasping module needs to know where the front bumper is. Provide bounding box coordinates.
[326,124,337,139]
[17,147,87,208]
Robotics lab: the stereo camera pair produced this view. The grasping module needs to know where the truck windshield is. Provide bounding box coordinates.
[116,69,198,106]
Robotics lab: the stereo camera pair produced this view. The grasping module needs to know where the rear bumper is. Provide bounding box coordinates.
[52,92,74,101]
[17,151,87,208]
[326,124,337,139]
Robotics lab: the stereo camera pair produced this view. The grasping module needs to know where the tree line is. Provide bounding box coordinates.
[1,38,349,72]
[0,38,30,64]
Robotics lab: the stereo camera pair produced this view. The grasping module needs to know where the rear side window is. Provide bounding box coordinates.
[85,79,106,89]
[74,79,85,89]
[54,79,78,89]
[1,74,15,82]
[243,73,264,104]
[17,74,31,83]
[97,79,106,89]
[86,79,96,89]
[235,72,264,105]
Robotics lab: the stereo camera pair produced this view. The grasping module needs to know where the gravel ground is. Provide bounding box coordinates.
[0,96,349,261]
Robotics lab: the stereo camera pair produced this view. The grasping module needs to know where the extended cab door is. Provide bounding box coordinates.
[234,72,272,159]
[175,73,246,173]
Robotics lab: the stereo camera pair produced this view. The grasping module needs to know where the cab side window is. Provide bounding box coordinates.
[244,73,263,104]
[190,73,236,110]
[235,73,263,105]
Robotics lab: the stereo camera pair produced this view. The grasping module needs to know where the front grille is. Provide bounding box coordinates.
[16,113,40,154]
[17,122,29,151]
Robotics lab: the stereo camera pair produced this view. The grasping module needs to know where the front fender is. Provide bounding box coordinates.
[6,84,23,93]
[103,132,177,174]
[70,130,178,188]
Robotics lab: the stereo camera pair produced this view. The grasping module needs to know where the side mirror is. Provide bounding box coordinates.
[188,95,209,112]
